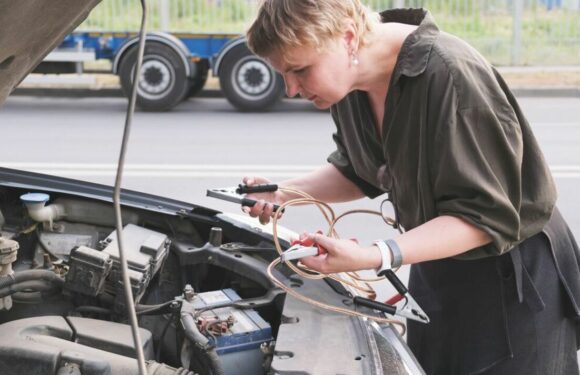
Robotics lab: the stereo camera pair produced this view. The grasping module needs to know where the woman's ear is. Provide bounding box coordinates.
[343,20,359,54]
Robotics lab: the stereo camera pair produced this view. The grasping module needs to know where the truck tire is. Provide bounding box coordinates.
[119,42,189,112]
[219,44,284,111]
[186,60,209,99]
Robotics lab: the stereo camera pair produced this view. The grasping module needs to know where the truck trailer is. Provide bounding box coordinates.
[35,30,285,112]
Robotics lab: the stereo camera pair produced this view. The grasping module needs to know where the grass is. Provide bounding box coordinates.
[435,8,580,65]
[79,0,580,66]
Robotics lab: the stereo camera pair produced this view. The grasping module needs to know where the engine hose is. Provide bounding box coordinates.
[74,306,113,316]
[11,291,44,303]
[0,275,17,289]
[11,283,63,303]
[11,291,43,303]
[0,270,64,289]
[0,270,64,298]
[0,280,62,298]
[180,312,225,375]
[135,300,176,315]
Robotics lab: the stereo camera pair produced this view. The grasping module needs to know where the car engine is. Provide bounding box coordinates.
[0,187,287,375]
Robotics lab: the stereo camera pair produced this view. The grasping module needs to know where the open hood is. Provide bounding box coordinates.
[0,0,101,106]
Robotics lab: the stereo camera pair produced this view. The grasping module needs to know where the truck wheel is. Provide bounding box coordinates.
[219,44,284,111]
[186,60,209,99]
[119,43,189,112]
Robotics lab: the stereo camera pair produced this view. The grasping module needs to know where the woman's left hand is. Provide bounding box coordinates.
[299,233,382,274]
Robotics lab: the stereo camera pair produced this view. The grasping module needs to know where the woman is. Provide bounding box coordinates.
[243,1,580,374]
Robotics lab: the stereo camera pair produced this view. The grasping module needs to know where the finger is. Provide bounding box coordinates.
[275,209,284,220]
[259,205,272,225]
[262,202,274,219]
[250,176,268,185]
[300,253,329,273]
[309,233,336,250]
[259,211,271,225]
[246,176,261,186]
[248,200,265,217]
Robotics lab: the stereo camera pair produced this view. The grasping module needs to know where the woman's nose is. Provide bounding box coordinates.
[284,74,300,98]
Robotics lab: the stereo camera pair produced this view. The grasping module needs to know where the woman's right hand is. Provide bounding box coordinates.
[241,176,287,225]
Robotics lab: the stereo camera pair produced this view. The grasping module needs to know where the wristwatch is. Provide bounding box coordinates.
[373,240,392,276]
[373,239,403,276]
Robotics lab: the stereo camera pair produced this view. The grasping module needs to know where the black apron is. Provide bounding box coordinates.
[407,208,580,375]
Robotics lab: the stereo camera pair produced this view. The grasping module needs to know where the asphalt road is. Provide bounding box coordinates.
[1,95,579,302]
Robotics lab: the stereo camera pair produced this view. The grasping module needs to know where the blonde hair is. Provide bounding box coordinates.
[247,0,379,59]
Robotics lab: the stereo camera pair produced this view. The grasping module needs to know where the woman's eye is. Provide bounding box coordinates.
[294,67,307,74]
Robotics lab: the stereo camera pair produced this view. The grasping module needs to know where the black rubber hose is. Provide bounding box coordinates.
[75,306,113,316]
[135,300,176,315]
[0,270,64,298]
[0,270,64,289]
[0,275,18,289]
[180,312,224,375]
[11,291,43,303]
[136,301,172,311]
[0,280,61,298]
[12,287,62,303]
[156,314,174,362]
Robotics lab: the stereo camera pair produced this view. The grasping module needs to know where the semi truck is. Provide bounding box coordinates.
[35,30,285,112]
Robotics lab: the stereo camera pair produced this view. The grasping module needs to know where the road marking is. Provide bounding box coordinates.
[1,163,580,178]
[532,122,580,128]
[550,166,580,178]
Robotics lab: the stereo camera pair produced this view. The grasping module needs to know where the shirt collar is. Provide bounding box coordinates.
[380,8,439,81]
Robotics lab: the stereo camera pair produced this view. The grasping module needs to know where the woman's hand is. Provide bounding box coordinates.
[241,176,288,225]
[299,233,382,274]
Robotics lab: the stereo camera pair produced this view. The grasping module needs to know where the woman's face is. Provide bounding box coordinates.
[267,39,354,109]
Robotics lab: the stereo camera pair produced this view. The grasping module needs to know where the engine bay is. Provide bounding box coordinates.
[0,169,420,375]
[0,185,288,375]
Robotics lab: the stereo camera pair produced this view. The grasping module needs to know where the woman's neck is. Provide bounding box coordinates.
[353,22,418,95]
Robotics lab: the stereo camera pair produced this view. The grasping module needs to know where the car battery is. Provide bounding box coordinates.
[193,289,273,375]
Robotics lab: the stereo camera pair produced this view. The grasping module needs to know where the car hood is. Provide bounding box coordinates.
[0,0,101,106]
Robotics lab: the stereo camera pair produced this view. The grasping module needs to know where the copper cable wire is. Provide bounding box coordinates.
[265,187,407,334]
[266,258,406,333]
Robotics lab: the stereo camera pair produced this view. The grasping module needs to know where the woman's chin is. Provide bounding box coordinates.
[312,98,332,110]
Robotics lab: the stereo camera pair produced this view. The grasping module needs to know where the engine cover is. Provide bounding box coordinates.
[65,224,170,308]
[0,316,153,374]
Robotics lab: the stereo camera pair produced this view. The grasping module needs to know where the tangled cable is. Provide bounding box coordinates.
[265,187,407,334]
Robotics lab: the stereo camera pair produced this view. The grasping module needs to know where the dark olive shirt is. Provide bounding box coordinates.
[327,9,557,259]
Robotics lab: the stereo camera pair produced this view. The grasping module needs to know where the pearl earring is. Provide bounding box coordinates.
[351,53,359,66]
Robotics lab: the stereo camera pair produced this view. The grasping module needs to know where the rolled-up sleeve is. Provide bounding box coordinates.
[428,69,525,255]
